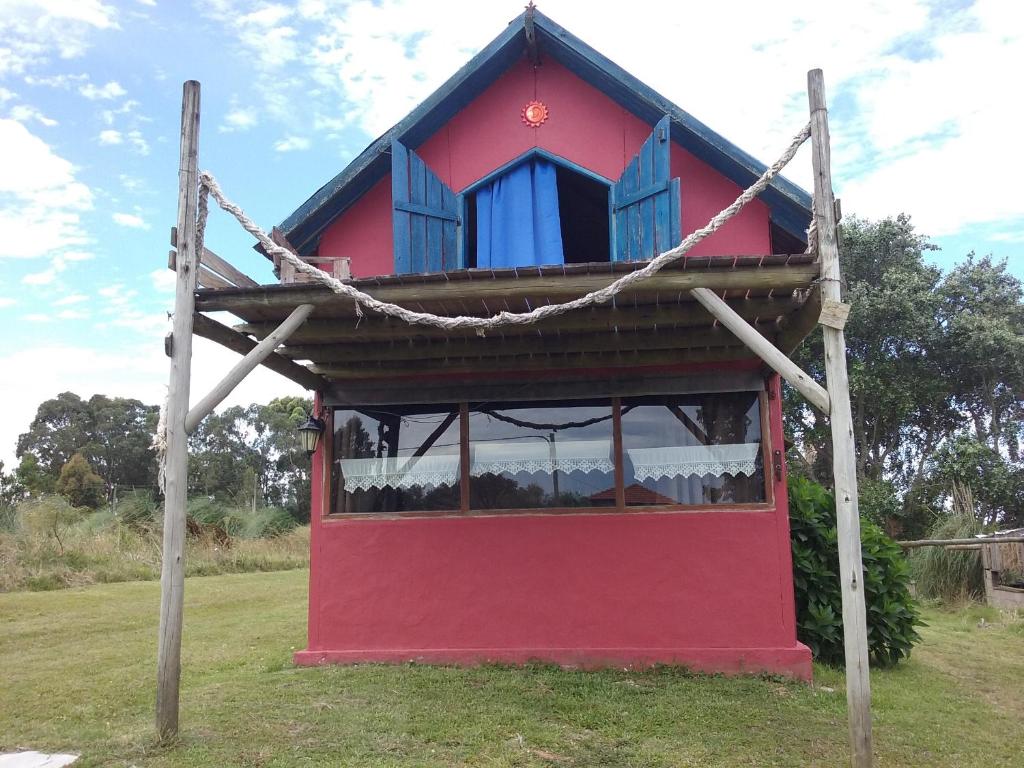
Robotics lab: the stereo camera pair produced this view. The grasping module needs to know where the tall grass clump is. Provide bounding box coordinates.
[0,493,309,592]
[910,489,985,602]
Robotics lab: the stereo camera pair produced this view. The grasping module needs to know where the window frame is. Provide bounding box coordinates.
[323,390,775,520]
[459,148,614,268]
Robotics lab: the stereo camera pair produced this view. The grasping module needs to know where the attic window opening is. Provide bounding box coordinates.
[466,158,610,269]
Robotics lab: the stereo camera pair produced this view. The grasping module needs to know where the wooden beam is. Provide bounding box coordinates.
[690,287,830,414]
[185,304,315,434]
[810,68,873,768]
[280,323,773,364]
[200,246,260,288]
[192,313,330,393]
[197,265,232,290]
[899,536,1024,549]
[194,262,820,313]
[238,297,804,345]
[326,369,767,408]
[157,80,200,741]
[776,286,822,354]
[310,345,755,379]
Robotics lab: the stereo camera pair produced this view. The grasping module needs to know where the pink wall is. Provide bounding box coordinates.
[298,372,810,678]
[317,58,772,277]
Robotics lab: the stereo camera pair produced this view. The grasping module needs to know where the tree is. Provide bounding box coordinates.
[247,396,313,521]
[15,393,159,497]
[937,255,1024,463]
[15,454,53,495]
[57,453,106,509]
[0,461,25,530]
[927,437,1024,527]
[785,215,1024,535]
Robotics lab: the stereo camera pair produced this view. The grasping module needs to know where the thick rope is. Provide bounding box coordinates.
[198,121,810,333]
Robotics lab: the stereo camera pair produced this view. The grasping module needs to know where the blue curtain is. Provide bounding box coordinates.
[476,158,564,268]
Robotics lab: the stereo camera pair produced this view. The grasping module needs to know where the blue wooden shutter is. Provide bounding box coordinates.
[392,141,459,274]
[610,116,681,262]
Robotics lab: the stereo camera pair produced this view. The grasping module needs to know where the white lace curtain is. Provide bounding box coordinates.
[627,443,761,482]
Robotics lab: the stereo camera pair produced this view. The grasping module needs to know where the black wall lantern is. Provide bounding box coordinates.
[297,414,326,457]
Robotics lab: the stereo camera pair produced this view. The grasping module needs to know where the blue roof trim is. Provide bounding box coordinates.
[279,10,812,258]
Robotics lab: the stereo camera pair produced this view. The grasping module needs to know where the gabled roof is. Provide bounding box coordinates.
[278,8,812,258]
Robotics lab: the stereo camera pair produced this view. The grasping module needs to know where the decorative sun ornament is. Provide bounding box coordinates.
[521,100,549,128]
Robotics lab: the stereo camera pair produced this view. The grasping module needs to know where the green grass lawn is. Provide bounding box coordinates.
[1,570,1021,767]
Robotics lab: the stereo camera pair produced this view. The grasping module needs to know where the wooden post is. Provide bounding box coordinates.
[156,81,201,740]
[808,69,873,767]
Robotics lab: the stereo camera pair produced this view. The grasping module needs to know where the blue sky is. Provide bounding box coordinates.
[0,0,1021,466]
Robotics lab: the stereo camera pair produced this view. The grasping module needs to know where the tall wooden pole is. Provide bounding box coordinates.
[156,80,201,740]
[807,69,873,767]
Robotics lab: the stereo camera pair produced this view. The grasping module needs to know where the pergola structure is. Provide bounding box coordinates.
[157,70,872,766]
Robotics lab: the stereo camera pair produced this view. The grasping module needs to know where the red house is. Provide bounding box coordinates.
[197,8,819,678]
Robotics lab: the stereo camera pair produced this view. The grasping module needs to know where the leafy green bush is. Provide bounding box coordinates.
[789,476,921,666]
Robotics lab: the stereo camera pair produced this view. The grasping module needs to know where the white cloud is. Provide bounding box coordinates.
[22,268,58,285]
[113,211,148,229]
[56,308,89,320]
[61,250,94,262]
[151,267,176,292]
[9,104,58,126]
[0,297,16,308]
[79,80,127,100]
[273,135,310,152]
[53,293,88,306]
[98,129,122,144]
[220,107,258,132]
[126,129,149,155]
[0,2,118,76]
[100,99,139,126]
[0,119,92,259]
[23,73,89,89]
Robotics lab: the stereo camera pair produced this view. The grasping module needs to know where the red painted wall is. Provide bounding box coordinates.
[317,58,773,277]
[298,372,810,678]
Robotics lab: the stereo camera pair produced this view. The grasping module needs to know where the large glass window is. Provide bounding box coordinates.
[328,391,768,515]
[620,393,765,505]
[467,400,615,510]
[331,406,461,514]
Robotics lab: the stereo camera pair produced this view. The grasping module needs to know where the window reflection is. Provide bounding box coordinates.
[620,393,764,505]
[468,400,614,510]
[331,406,461,514]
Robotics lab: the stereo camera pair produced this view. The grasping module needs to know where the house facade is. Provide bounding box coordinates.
[204,9,818,678]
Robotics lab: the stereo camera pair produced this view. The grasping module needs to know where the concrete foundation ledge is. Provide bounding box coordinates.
[294,644,813,681]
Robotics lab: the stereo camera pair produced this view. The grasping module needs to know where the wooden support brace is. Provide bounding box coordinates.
[689,286,830,414]
[184,303,315,434]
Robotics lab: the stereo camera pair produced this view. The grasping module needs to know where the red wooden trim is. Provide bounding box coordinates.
[321,407,334,519]
[759,388,774,505]
[322,501,777,522]
[459,403,470,514]
[612,396,625,512]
